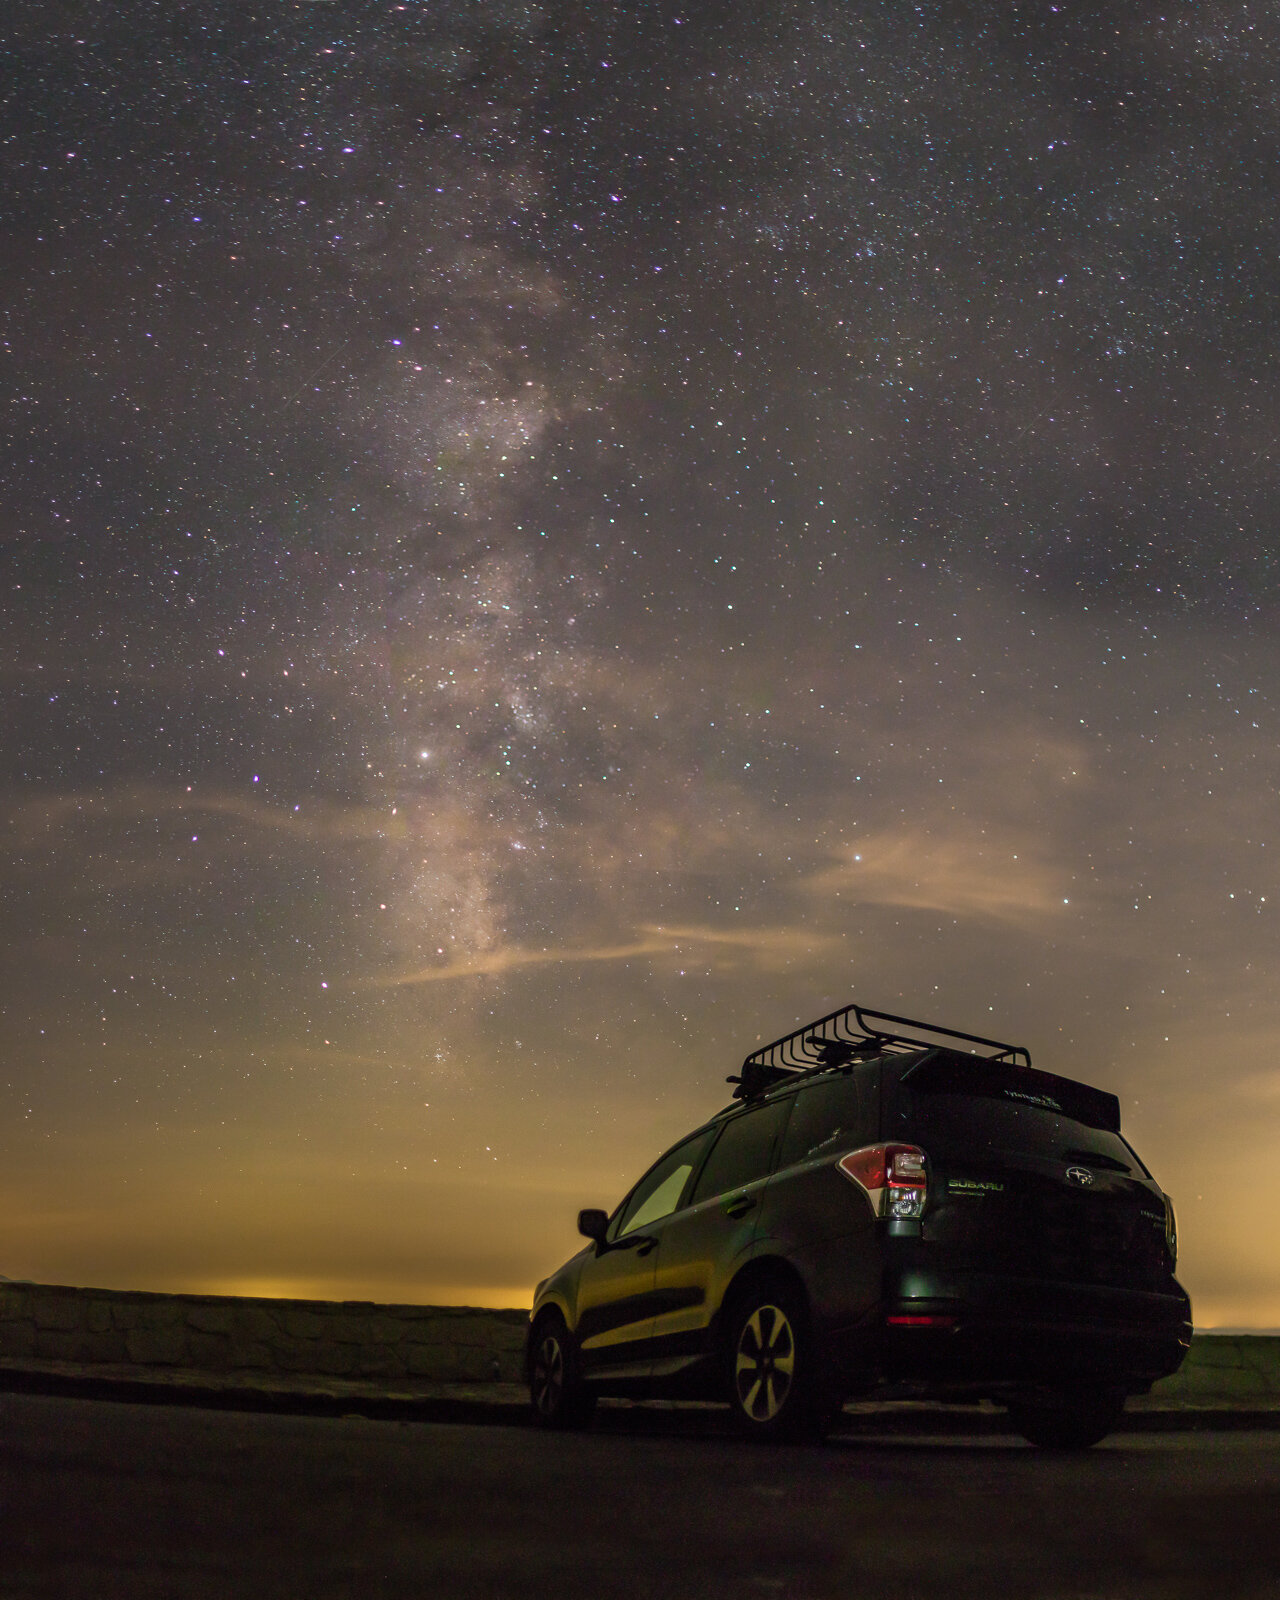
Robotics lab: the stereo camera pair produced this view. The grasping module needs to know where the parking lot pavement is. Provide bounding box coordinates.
[4,1355,1280,1433]
[0,1357,535,1424]
[3,1390,1280,1600]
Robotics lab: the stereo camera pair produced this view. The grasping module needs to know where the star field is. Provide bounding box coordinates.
[2,1,1279,1319]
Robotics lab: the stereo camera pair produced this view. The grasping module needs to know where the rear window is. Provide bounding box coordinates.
[896,1052,1142,1172]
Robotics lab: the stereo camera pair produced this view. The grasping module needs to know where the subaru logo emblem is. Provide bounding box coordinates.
[1066,1166,1094,1186]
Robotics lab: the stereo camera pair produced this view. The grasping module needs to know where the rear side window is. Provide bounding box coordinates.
[778,1068,879,1169]
[689,1099,791,1204]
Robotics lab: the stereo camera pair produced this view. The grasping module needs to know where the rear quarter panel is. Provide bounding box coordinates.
[751,1157,882,1332]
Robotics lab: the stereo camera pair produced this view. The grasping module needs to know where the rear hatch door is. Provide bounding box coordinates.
[890,1051,1171,1291]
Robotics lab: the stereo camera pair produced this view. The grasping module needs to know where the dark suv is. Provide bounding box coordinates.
[527,1003,1191,1446]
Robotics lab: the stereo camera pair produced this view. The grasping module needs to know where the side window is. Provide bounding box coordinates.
[689,1099,792,1205]
[615,1128,717,1237]
[779,1069,878,1169]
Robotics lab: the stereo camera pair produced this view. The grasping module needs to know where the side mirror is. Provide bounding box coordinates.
[577,1208,609,1243]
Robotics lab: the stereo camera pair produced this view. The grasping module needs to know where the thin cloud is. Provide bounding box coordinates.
[3,783,404,849]
[803,831,1069,925]
[363,921,838,987]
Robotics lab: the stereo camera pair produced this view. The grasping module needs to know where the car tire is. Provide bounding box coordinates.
[725,1279,828,1443]
[1007,1386,1126,1449]
[529,1314,597,1430]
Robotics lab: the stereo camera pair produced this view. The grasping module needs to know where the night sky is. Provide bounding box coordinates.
[4,1,1278,1324]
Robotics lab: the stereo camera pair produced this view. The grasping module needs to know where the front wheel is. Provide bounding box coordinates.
[1008,1386,1126,1449]
[726,1281,827,1443]
[529,1315,597,1430]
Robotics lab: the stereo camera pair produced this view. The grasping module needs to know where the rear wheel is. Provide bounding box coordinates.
[1008,1386,1126,1449]
[726,1280,827,1443]
[529,1314,596,1430]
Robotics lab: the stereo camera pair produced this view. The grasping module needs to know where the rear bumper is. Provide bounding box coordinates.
[830,1267,1192,1393]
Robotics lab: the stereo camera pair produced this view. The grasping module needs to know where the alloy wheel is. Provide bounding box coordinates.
[734,1303,796,1422]
[531,1331,565,1418]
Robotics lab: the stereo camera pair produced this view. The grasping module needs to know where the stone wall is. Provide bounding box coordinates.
[0,1282,528,1383]
[2,1281,1278,1403]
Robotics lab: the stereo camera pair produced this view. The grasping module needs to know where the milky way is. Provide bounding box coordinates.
[3,2,1278,1319]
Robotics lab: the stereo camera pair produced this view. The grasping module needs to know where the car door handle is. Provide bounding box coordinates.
[634,1235,658,1256]
[724,1194,756,1219]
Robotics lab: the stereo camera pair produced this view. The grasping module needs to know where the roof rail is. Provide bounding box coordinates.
[727,1001,1031,1100]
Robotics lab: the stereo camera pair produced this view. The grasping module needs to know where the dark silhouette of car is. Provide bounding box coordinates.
[526,1003,1191,1446]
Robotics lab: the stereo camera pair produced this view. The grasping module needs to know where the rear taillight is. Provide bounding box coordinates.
[838,1143,929,1219]
[1163,1193,1178,1268]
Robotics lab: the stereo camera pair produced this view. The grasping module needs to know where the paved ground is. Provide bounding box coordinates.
[5,1356,1278,1429]
[2,1391,1279,1600]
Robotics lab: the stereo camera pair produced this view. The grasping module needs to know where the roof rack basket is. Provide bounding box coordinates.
[728,1001,1031,1100]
